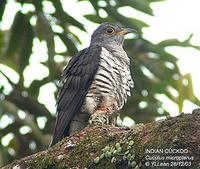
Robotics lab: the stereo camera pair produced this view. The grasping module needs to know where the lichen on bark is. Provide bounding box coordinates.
[2,109,200,169]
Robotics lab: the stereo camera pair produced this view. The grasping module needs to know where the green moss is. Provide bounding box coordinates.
[27,155,54,169]
[90,128,138,169]
[65,126,117,168]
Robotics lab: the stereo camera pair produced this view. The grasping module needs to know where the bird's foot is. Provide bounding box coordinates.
[89,107,116,126]
[89,112,109,126]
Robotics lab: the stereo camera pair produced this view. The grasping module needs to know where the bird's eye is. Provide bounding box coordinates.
[106,27,115,34]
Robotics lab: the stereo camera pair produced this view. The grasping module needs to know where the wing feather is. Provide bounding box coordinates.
[51,46,101,145]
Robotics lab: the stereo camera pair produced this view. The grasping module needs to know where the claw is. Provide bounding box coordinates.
[89,106,118,126]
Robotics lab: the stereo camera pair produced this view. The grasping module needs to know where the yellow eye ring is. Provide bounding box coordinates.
[106,27,115,34]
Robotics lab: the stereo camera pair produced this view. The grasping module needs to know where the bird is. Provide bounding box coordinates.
[51,22,134,146]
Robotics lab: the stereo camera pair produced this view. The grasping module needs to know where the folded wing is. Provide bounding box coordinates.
[51,46,101,145]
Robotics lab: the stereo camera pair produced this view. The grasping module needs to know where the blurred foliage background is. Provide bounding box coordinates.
[0,0,200,166]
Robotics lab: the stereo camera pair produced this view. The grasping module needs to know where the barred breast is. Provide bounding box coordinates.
[82,47,134,114]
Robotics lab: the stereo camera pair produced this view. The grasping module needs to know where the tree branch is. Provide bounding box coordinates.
[2,109,200,169]
[5,88,53,119]
[1,101,51,147]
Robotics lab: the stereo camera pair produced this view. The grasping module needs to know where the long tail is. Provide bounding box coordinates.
[50,112,89,146]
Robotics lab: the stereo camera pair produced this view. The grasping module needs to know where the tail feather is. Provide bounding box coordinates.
[50,111,89,146]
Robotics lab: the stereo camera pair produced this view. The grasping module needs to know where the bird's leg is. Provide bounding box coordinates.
[89,107,115,126]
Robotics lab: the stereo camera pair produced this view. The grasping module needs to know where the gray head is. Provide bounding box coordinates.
[90,22,135,47]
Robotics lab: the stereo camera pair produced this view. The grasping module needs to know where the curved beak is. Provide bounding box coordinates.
[118,28,137,35]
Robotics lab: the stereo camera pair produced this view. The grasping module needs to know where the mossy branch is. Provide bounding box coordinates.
[3,109,200,169]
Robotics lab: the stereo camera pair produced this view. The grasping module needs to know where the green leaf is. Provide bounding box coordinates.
[3,12,33,73]
[28,77,49,97]
[131,61,154,93]
[0,0,7,21]
[18,19,34,73]
[57,33,78,55]
[116,0,153,16]
[50,0,85,31]
[140,39,178,62]
[103,6,148,33]
[88,0,99,13]
[70,32,82,44]
[4,11,26,57]
[158,36,200,50]
[64,12,86,31]
[0,60,18,72]
[36,12,56,77]
[0,31,5,54]
[84,14,112,24]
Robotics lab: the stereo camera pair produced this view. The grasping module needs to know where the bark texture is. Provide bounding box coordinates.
[2,109,200,169]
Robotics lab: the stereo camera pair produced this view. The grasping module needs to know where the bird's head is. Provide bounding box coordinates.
[90,22,136,47]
